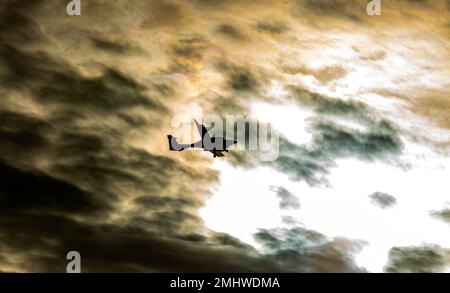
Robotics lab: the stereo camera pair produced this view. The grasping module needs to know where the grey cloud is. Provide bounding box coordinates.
[295,0,364,21]
[290,87,370,120]
[1,0,444,274]
[270,186,301,210]
[138,0,185,28]
[311,119,402,160]
[430,208,450,224]
[369,192,397,209]
[0,0,47,46]
[89,36,144,55]
[134,195,201,209]
[254,227,365,272]
[255,21,288,34]
[167,35,208,73]
[0,213,284,272]
[265,137,331,186]
[225,88,404,186]
[384,245,449,273]
[0,45,166,115]
[0,160,111,218]
[0,32,252,271]
[216,24,246,40]
[263,117,401,186]
[215,62,260,92]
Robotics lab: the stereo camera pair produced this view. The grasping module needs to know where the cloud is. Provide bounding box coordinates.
[256,90,403,185]
[255,21,288,34]
[0,0,448,273]
[0,0,47,46]
[294,0,364,21]
[430,208,450,224]
[0,160,110,217]
[217,62,260,92]
[289,87,370,120]
[311,119,402,160]
[265,137,331,186]
[384,245,449,273]
[224,88,403,186]
[254,227,365,272]
[167,35,208,73]
[215,24,246,40]
[0,212,286,272]
[139,0,186,28]
[89,36,143,55]
[282,65,347,84]
[0,45,166,115]
[270,186,301,209]
[369,192,397,209]
[0,8,285,271]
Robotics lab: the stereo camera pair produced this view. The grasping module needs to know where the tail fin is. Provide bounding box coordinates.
[168,135,176,151]
[167,135,187,151]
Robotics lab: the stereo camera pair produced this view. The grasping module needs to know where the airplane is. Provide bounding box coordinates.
[168,120,237,158]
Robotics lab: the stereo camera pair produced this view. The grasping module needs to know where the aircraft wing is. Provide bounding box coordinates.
[224,139,237,148]
[194,119,210,141]
[211,150,225,157]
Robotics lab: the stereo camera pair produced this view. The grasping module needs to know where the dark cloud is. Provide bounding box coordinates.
[0,29,295,272]
[215,24,246,40]
[264,118,401,186]
[254,227,365,272]
[89,36,143,55]
[404,0,431,8]
[369,192,397,209]
[167,35,208,73]
[311,119,402,160]
[430,208,450,224]
[215,62,261,92]
[0,32,262,271]
[0,0,47,46]
[0,0,446,274]
[227,68,259,92]
[256,21,288,34]
[291,88,403,160]
[139,0,185,28]
[227,88,403,186]
[0,45,166,115]
[209,93,249,116]
[290,87,370,120]
[384,245,449,273]
[264,137,331,186]
[0,213,285,272]
[0,160,110,217]
[295,0,363,21]
[270,186,301,209]
[210,232,258,251]
[134,195,201,209]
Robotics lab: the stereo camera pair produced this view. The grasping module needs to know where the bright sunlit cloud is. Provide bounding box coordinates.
[201,102,450,272]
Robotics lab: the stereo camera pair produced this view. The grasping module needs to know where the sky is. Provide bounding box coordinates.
[0,0,449,272]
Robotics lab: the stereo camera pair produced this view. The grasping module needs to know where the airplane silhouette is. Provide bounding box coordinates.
[168,120,237,158]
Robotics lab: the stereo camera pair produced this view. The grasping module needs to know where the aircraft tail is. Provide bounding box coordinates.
[168,135,190,151]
